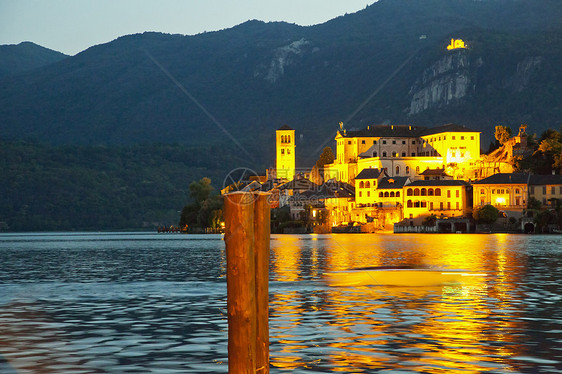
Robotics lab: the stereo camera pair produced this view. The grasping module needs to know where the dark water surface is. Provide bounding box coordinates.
[1,232,561,373]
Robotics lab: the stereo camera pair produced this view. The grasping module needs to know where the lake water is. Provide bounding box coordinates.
[0,232,561,373]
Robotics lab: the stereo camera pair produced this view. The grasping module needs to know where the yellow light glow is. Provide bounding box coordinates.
[495,197,506,205]
[447,38,466,50]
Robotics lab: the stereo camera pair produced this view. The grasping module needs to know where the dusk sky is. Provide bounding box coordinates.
[0,0,375,55]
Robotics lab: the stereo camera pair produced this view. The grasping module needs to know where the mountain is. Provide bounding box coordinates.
[0,0,561,231]
[0,0,560,166]
[0,41,68,78]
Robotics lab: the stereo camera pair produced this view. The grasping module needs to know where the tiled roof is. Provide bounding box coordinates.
[355,168,386,179]
[472,173,531,185]
[339,123,478,139]
[418,123,479,136]
[278,178,319,191]
[529,174,562,185]
[408,180,469,187]
[319,180,355,198]
[378,177,410,189]
[419,168,450,176]
[277,124,293,131]
[341,124,425,138]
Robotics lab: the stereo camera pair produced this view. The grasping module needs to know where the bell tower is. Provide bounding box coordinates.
[276,125,295,181]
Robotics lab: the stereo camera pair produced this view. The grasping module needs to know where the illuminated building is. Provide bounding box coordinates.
[276,125,296,181]
[325,123,481,185]
[528,174,562,208]
[447,38,467,50]
[403,180,471,225]
[472,173,530,218]
[354,168,388,206]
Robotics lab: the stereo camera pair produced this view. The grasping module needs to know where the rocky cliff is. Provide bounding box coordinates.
[408,50,476,115]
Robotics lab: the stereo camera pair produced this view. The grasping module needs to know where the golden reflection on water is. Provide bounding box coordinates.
[269,234,528,372]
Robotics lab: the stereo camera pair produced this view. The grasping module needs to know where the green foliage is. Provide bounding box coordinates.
[0,141,234,231]
[422,214,437,227]
[527,197,542,210]
[179,177,223,229]
[516,127,562,174]
[537,128,562,174]
[316,147,335,168]
[189,177,213,204]
[473,204,500,225]
[494,125,512,145]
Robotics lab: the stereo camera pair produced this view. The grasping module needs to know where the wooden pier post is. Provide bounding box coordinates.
[224,191,271,374]
[254,192,270,374]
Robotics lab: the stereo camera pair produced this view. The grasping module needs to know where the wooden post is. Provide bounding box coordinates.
[224,192,257,373]
[254,192,270,374]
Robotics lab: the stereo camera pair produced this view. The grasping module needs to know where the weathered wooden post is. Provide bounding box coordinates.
[224,191,271,373]
[224,192,257,373]
[254,192,270,374]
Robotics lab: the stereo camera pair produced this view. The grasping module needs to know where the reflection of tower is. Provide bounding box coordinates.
[276,125,295,181]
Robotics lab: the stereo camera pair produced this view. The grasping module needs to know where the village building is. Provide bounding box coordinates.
[219,122,560,233]
[529,174,562,208]
[275,125,296,182]
[472,173,530,218]
[403,180,471,225]
[326,123,481,185]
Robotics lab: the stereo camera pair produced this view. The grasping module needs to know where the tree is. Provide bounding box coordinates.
[473,204,499,225]
[494,125,512,146]
[422,214,437,227]
[536,128,562,174]
[316,146,335,168]
[189,177,213,205]
[527,197,542,211]
[180,177,223,229]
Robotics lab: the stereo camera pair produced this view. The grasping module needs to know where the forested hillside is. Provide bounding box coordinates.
[0,41,68,78]
[0,0,560,230]
[0,142,241,231]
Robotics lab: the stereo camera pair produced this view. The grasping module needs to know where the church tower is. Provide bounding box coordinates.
[276,125,295,181]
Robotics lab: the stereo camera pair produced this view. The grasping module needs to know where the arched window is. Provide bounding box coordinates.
[421,201,427,208]
[396,166,400,175]
[392,151,397,157]
[407,200,413,208]
[390,191,395,197]
[365,181,370,188]
[414,188,420,196]
[287,135,291,143]
[396,191,400,197]
[416,166,420,174]
[359,181,364,188]
[406,166,410,174]
[435,188,441,196]
[407,188,413,196]
[428,188,434,196]
[373,152,378,157]
[382,151,387,157]
[421,188,427,196]
[414,200,421,208]
[379,192,383,197]
[447,190,451,198]
[384,191,389,197]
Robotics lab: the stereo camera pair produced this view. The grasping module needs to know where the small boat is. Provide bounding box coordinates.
[325,266,486,287]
